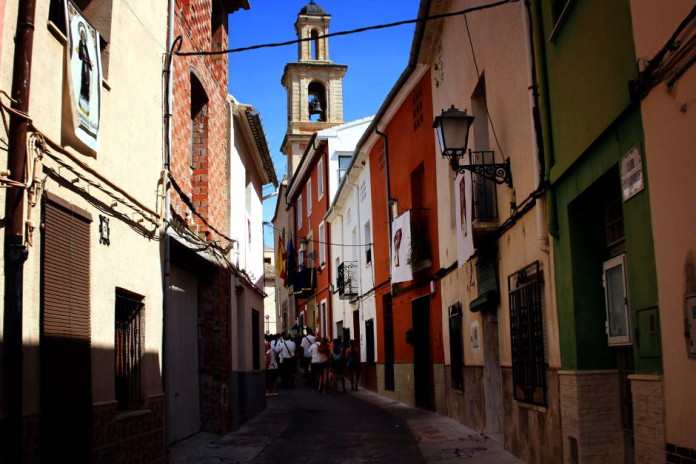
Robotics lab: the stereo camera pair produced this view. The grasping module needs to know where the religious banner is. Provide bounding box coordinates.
[391,210,413,284]
[64,0,102,152]
[455,171,474,267]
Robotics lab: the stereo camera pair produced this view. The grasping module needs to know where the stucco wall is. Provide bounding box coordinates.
[629,0,696,451]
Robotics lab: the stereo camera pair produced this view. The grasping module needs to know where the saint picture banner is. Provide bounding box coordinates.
[455,171,474,267]
[65,0,102,152]
[391,210,413,284]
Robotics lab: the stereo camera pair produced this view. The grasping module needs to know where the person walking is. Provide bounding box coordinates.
[315,338,331,394]
[265,341,279,396]
[300,328,316,383]
[276,333,296,388]
[346,340,361,391]
[330,337,346,393]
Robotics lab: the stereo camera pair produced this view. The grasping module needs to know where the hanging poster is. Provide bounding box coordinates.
[455,171,474,267]
[64,0,102,152]
[391,210,413,284]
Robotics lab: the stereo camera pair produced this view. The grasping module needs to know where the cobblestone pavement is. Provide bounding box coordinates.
[169,382,526,464]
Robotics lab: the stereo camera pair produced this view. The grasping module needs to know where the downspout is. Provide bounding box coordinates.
[521,0,549,252]
[162,0,176,448]
[375,129,392,289]
[528,0,558,237]
[3,1,36,461]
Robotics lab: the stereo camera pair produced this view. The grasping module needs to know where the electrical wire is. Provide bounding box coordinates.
[168,172,238,246]
[262,222,372,247]
[175,0,519,56]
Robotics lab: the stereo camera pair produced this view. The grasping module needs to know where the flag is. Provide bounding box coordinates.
[276,235,287,283]
[285,238,296,288]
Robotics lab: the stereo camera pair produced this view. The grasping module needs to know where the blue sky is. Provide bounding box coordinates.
[227,0,421,247]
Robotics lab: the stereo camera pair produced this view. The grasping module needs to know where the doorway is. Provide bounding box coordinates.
[483,310,503,438]
[383,294,395,390]
[167,265,201,443]
[353,309,361,348]
[412,296,434,409]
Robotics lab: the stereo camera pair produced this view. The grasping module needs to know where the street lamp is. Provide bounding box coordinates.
[433,105,512,187]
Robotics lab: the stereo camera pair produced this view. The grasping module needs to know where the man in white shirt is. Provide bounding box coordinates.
[277,333,296,387]
[300,328,316,383]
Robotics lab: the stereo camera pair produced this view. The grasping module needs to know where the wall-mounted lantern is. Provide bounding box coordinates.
[433,105,512,187]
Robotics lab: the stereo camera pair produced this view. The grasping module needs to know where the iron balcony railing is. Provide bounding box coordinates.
[469,150,499,223]
[337,261,358,299]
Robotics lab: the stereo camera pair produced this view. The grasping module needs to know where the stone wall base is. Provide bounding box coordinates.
[559,370,625,464]
[629,375,665,464]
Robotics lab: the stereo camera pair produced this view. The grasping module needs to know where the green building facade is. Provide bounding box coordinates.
[532,0,662,462]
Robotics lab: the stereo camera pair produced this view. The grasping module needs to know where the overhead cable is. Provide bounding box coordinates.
[174,0,519,56]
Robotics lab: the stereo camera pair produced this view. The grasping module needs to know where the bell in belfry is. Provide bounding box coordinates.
[308,95,324,120]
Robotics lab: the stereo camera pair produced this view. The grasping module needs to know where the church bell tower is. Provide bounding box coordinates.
[281,1,348,176]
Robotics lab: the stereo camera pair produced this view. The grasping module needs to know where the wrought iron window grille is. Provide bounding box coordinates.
[508,261,547,406]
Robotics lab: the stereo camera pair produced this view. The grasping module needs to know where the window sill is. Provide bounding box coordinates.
[116,408,152,421]
[48,21,67,45]
[515,400,547,414]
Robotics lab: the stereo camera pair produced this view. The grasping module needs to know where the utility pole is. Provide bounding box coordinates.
[2,0,36,461]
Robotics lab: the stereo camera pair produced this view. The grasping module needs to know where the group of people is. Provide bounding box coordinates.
[264,328,361,396]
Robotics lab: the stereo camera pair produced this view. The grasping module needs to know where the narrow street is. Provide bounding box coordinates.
[170,381,524,463]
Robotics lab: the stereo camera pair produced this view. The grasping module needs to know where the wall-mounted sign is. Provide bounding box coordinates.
[621,144,644,201]
[391,210,413,283]
[455,171,474,267]
[64,0,102,153]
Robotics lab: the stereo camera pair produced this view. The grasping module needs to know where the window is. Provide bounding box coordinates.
[509,261,546,406]
[366,319,375,363]
[297,194,303,228]
[335,257,341,288]
[603,254,631,346]
[448,303,464,390]
[470,75,497,222]
[311,29,320,60]
[319,222,326,266]
[115,289,144,410]
[364,221,372,265]
[317,159,324,197]
[190,74,209,169]
[338,155,351,183]
[307,178,312,214]
[252,310,261,370]
[49,0,113,77]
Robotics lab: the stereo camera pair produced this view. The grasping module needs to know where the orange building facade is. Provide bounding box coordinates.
[287,139,333,338]
[369,69,446,410]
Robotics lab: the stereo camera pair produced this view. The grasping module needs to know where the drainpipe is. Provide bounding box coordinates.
[2,1,36,461]
[521,0,549,253]
[162,0,176,448]
[375,129,393,286]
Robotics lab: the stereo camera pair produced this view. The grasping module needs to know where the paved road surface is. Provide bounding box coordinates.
[169,382,526,463]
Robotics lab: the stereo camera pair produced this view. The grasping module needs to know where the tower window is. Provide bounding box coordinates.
[311,29,320,60]
[308,81,326,122]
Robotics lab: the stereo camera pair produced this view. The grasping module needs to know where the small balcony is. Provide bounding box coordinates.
[408,209,432,273]
[469,151,499,241]
[337,261,358,300]
[292,265,316,300]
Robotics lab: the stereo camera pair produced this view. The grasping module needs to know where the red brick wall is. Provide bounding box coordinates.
[172,0,229,240]
[171,0,233,435]
[198,268,232,434]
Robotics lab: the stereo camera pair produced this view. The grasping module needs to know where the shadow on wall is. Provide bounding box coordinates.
[0,342,164,464]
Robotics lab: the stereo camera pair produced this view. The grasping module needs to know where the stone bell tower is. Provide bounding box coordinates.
[281,1,348,177]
